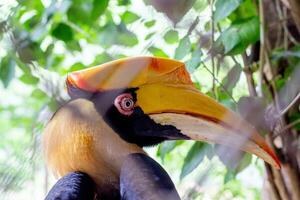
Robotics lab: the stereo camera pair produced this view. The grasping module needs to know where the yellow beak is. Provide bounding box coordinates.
[66,56,281,169]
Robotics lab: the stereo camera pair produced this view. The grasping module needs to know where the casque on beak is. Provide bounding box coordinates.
[66,56,281,169]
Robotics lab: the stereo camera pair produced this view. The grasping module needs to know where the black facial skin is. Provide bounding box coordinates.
[68,85,189,147]
[90,88,189,147]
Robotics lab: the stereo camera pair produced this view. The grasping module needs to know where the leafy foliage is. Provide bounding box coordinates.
[163,30,179,44]
[180,142,212,179]
[51,23,74,42]
[175,36,192,59]
[218,17,260,55]
[1,0,300,199]
[0,56,15,88]
[214,0,244,22]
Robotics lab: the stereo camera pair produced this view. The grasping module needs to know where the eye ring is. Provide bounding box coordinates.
[114,93,135,116]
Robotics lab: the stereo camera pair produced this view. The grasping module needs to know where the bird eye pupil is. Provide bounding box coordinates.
[125,100,132,107]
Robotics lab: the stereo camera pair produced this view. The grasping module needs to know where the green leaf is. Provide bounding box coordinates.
[163,30,179,44]
[223,154,251,183]
[218,17,259,55]
[144,20,156,27]
[175,36,191,59]
[66,40,82,52]
[228,0,257,21]
[19,0,44,12]
[236,153,252,173]
[214,0,244,22]
[98,23,118,46]
[275,78,286,90]
[180,142,209,179]
[98,23,138,47]
[45,44,55,57]
[48,98,58,112]
[51,23,74,42]
[69,62,86,72]
[67,4,91,25]
[145,32,155,40]
[93,53,113,65]
[31,89,47,99]
[14,56,31,74]
[157,141,183,161]
[16,41,44,63]
[193,82,202,90]
[23,13,41,30]
[121,11,139,24]
[148,46,169,57]
[222,64,242,92]
[193,0,208,12]
[19,74,39,85]
[118,31,138,46]
[218,29,239,54]
[0,21,6,39]
[91,0,109,20]
[185,48,202,72]
[0,56,15,88]
[118,0,131,5]
[224,169,236,183]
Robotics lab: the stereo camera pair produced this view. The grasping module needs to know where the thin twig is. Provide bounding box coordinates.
[186,16,199,36]
[279,92,300,116]
[210,0,217,99]
[273,118,300,138]
[258,0,266,97]
[201,63,238,105]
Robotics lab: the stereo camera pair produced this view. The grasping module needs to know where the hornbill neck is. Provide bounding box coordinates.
[43,98,145,197]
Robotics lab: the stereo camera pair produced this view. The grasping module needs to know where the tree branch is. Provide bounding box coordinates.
[242,53,258,96]
[280,0,291,8]
[265,163,281,200]
[287,0,300,33]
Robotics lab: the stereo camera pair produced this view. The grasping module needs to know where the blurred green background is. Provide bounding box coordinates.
[1,0,300,200]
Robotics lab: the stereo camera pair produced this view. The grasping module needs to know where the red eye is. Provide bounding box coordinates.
[114,93,135,116]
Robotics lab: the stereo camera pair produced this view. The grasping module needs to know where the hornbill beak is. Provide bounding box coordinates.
[67,56,280,169]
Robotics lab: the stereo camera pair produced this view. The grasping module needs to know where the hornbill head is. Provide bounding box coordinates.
[43,56,280,198]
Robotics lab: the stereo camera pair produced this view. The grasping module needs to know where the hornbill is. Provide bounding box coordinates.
[43,56,280,200]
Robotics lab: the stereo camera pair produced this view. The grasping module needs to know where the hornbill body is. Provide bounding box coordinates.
[43,56,280,200]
